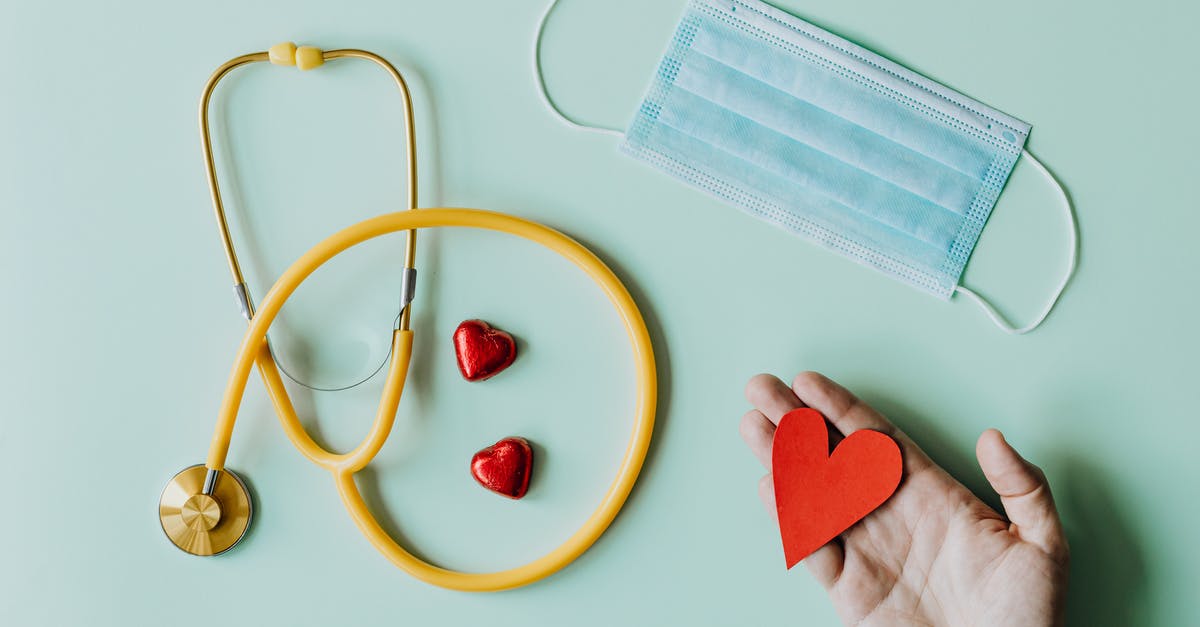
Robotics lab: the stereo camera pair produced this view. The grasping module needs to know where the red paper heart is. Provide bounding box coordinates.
[772,408,902,568]
[471,437,533,499]
[453,319,517,381]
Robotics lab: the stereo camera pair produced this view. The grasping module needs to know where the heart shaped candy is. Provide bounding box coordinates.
[471,437,533,499]
[772,408,902,568]
[453,319,517,381]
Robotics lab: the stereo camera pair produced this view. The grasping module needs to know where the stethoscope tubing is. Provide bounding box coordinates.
[206,207,657,591]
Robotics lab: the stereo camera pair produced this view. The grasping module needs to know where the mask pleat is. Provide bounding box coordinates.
[659,88,963,252]
[644,121,952,276]
[674,52,980,217]
[690,19,996,180]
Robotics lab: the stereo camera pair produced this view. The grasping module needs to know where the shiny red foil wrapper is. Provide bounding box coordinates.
[471,437,533,499]
[453,319,517,382]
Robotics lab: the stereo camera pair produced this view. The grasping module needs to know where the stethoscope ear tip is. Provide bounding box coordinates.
[159,464,252,556]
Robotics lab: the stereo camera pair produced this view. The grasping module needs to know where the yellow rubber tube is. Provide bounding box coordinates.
[205,208,657,591]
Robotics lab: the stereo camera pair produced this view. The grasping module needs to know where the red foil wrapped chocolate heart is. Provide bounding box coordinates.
[471,437,533,499]
[453,319,517,381]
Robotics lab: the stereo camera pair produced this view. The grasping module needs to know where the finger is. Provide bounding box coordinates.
[745,373,806,424]
[740,409,775,469]
[791,371,932,469]
[758,474,845,588]
[976,429,1067,559]
[790,371,896,436]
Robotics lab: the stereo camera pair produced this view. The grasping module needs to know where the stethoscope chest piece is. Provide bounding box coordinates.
[159,465,252,556]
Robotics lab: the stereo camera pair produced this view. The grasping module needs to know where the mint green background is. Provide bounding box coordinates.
[1,0,1196,624]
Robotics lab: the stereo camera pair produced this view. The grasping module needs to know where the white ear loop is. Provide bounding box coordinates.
[534,0,624,137]
[954,148,1078,335]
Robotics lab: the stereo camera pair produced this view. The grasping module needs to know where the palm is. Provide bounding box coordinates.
[741,373,1069,627]
[832,462,1064,626]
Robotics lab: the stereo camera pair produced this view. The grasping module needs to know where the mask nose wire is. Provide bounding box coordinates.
[954,148,1079,335]
[534,0,624,137]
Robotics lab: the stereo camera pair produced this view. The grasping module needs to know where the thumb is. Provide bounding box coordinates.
[976,429,1067,558]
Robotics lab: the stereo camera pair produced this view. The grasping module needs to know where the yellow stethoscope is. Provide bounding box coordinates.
[158,43,656,592]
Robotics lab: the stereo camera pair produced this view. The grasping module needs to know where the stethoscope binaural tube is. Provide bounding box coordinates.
[200,43,421,332]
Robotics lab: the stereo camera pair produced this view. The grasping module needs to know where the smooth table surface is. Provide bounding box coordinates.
[1,0,1196,624]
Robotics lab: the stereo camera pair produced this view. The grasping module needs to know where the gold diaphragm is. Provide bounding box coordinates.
[159,464,252,556]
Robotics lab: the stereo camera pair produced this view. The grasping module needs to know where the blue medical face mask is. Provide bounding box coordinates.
[534,0,1077,334]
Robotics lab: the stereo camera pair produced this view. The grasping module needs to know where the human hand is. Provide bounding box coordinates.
[740,372,1069,627]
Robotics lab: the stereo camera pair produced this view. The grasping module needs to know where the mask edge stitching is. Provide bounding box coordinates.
[940,152,1015,287]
